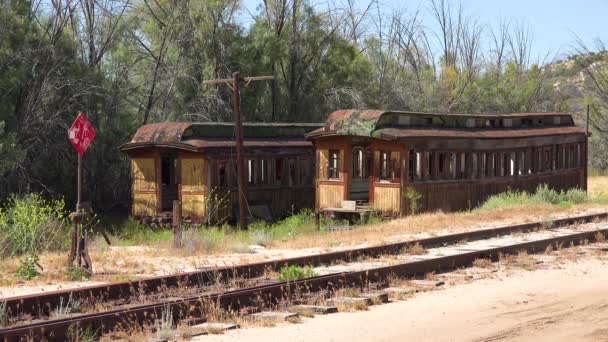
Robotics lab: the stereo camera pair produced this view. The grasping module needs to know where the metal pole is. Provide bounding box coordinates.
[77,155,82,212]
[233,71,248,229]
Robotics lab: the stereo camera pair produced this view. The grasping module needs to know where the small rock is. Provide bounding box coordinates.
[250,311,298,322]
[359,292,389,303]
[328,297,372,306]
[382,287,417,295]
[190,322,239,336]
[291,305,338,315]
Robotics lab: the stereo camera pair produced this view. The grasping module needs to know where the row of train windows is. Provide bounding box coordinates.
[327,149,401,181]
[408,144,584,182]
[215,157,314,187]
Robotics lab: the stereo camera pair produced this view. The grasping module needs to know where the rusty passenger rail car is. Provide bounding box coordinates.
[307,110,587,219]
[121,110,587,224]
[120,122,322,223]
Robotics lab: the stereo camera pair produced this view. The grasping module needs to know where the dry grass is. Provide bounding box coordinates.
[404,243,426,255]
[472,258,494,268]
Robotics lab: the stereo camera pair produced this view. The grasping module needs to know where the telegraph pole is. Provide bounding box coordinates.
[203,72,274,229]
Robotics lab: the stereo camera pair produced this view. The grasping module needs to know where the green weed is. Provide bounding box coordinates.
[0,193,69,258]
[278,265,318,282]
[480,184,589,210]
[16,255,41,280]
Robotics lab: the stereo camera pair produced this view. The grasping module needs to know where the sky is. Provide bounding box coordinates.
[240,0,608,62]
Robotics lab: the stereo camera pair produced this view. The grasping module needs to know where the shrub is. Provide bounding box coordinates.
[278,265,318,282]
[249,229,271,246]
[0,193,69,258]
[403,187,422,214]
[480,184,589,210]
[16,255,42,280]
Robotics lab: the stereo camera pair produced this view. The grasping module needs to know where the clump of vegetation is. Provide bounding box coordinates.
[403,187,422,214]
[405,243,426,255]
[16,255,42,280]
[249,229,271,246]
[480,184,589,210]
[278,265,318,282]
[115,219,172,246]
[0,194,69,258]
[156,304,175,340]
[65,267,90,281]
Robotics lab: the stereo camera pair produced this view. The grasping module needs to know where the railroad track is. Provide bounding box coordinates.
[1,212,607,341]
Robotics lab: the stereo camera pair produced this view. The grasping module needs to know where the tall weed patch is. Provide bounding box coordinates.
[480,184,588,210]
[0,194,69,258]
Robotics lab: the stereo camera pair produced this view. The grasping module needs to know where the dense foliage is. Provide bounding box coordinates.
[0,0,604,210]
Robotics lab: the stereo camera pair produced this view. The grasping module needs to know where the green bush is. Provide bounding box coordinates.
[278,265,318,282]
[0,193,69,258]
[16,255,41,280]
[479,184,588,210]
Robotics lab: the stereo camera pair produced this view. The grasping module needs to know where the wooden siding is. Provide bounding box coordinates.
[180,158,206,219]
[132,158,157,217]
[407,168,585,214]
[373,185,400,213]
[132,158,156,191]
[319,182,344,208]
[133,193,157,216]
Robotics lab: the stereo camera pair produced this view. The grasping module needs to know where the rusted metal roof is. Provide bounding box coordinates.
[183,138,312,149]
[121,121,320,152]
[307,109,578,139]
[374,126,586,140]
[130,122,193,144]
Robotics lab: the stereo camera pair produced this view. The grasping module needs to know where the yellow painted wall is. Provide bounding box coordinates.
[132,158,157,216]
[132,158,156,191]
[133,193,157,216]
[373,186,400,213]
[319,183,344,208]
[181,158,206,218]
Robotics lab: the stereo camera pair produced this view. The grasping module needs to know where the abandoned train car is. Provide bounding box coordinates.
[307,110,587,218]
[120,122,322,223]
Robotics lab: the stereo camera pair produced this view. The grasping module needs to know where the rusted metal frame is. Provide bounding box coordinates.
[4,217,608,341]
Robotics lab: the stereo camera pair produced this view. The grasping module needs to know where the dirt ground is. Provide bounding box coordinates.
[1,206,606,299]
[197,255,608,342]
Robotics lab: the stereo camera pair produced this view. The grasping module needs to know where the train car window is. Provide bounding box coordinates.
[328,150,340,179]
[247,159,257,185]
[218,162,227,187]
[299,158,312,185]
[288,159,296,186]
[390,151,400,180]
[429,152,435,180]
[380,151,389,180]
[260,159,268,184]
[276,158,284,184]
[415,152,422,180]
[409,150,415,182]
[449,153,456,179]
[353,148,365,178]
[438,152,445,179]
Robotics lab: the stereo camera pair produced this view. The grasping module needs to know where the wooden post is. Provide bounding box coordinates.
[202,73,274,229]
[173,200,182,248]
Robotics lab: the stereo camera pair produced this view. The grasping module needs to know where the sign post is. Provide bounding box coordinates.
[67,112,96,270]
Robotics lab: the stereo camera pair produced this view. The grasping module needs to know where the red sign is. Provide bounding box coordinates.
[68,112,96,156]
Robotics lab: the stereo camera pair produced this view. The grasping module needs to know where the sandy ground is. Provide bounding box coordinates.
[197,257,608,342]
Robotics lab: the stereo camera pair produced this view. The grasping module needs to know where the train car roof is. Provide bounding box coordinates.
[306,109,584,139]
[120,122,322,152]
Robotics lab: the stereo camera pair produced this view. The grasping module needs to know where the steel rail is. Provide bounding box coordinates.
[1,221,607,341]
[3,212,606,319]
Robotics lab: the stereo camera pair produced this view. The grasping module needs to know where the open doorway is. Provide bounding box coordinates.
[161,156,179,211]
[350,146,371,201]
